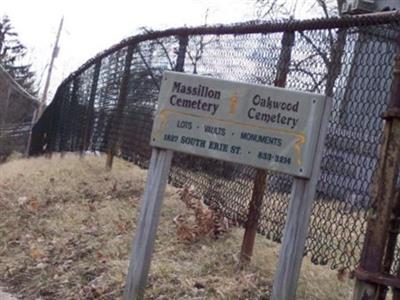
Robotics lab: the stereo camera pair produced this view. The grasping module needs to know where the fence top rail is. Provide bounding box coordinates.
[60,11,400,89]
[0,64,39,105]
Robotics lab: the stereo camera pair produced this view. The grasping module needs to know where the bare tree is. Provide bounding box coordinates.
[252,0,346,94]
[299,0,346,95]
[254,0,291,19]
[139,10,217,76]
[0,15,37,95]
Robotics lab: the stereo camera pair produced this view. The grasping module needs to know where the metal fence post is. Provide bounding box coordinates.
[239,31,295,267]
[60,78,80,157]
[25,107,38,157]
[383,189,400,299]
[46,92,65,157]
[175,35,188,72]
[44,106,55,158]
[81,61,101,157]
[70,78,82,152]
[57,85,69,157]
[106,45,134,170]
[239,169,267,267]
[392,189,400,300]
[352,54,400,300]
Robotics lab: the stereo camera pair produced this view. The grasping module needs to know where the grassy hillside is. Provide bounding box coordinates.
[0,154,353,299]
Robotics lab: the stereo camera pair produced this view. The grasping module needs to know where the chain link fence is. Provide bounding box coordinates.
[0,64,38,161]
[30,13,400,273]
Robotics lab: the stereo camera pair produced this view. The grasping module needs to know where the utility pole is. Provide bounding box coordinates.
[39,17,64,117]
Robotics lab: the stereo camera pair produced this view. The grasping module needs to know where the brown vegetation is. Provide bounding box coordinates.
[0,154,353,299]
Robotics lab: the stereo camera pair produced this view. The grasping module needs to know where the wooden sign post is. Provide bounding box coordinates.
[123,148,173,300]
[271,96,332,300]
[123,71,329,300]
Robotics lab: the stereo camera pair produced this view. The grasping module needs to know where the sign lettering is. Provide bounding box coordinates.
[151,71,326,178]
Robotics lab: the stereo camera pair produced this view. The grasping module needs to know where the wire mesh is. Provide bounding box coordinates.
[0,65,38,160]
[30,15,400,274]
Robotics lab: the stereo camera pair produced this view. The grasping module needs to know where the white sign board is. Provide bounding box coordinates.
[150,71,326,178]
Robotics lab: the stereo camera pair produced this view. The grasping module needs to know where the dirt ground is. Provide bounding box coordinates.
[0,154,354,299]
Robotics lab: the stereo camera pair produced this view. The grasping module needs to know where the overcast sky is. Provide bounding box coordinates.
[3,0,318,100]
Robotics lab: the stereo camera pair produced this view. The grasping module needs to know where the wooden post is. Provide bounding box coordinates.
[239,31,295,267]
[271,96,332,300]
[106,45,134,170]
[123,148,173,300]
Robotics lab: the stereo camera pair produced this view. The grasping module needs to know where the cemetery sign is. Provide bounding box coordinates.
[151,71,326,178]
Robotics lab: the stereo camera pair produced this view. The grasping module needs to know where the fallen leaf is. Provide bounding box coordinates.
[30,248,44,261]
[29,197,39,211]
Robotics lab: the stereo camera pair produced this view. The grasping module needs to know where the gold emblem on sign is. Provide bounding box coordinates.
[294,135,305,166]
[229,93,238,116]
[153,110,170,138]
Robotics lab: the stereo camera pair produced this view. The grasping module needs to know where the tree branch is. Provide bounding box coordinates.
[136,48,161,91]
[298,31,330,67]
[140,27,175,70]
[290,66,326,93]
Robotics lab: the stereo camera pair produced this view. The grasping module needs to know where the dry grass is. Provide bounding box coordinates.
[0,154,353,299]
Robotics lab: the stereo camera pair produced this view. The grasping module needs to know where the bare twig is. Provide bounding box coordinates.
[298,31,330,67]
[290,66,325,92]
[186,35,216,74]
[136,48,161,91]
[255,0,288,19]
[140,27,175,70]
[293,53,320,68]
